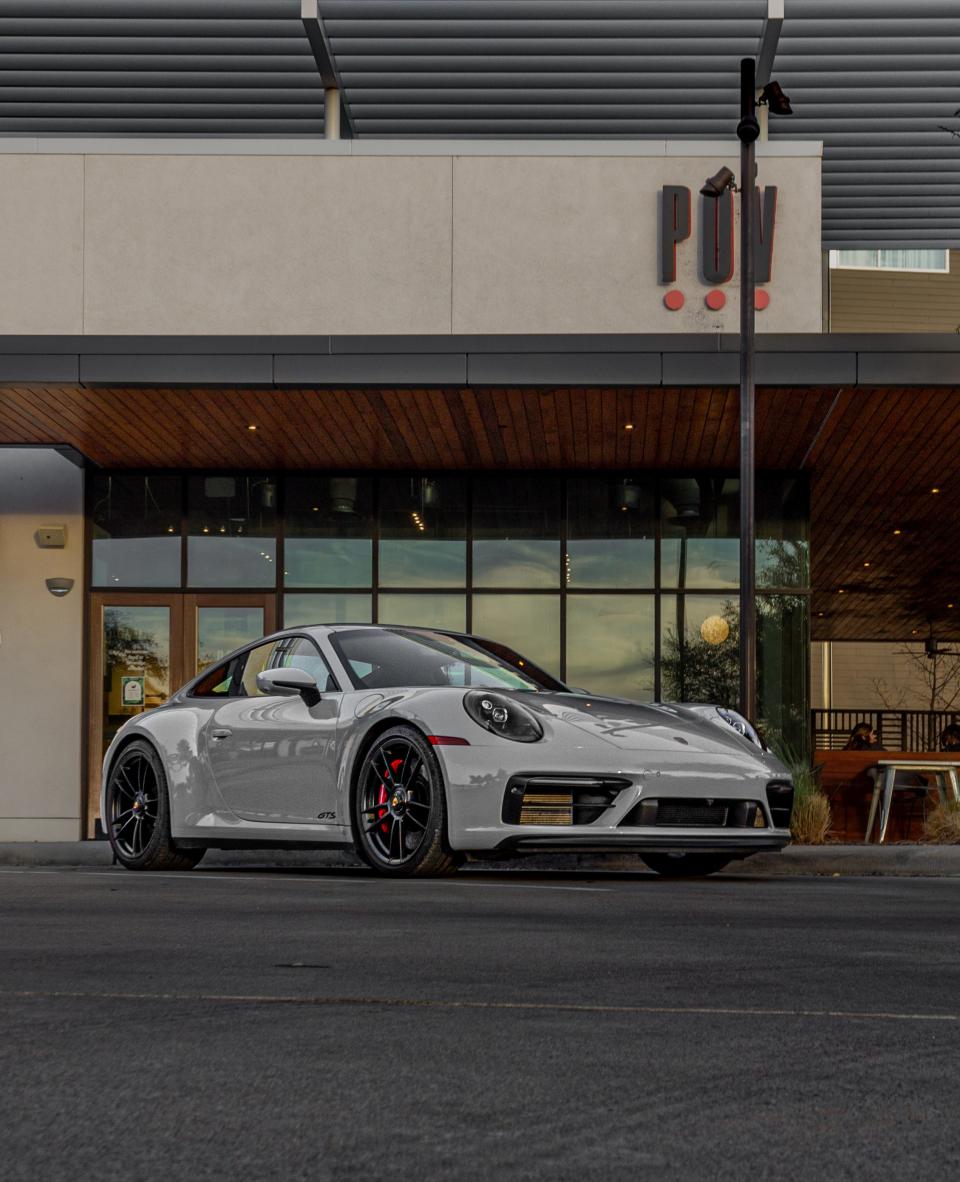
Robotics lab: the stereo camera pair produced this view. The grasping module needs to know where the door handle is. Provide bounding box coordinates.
[211,728,233,740]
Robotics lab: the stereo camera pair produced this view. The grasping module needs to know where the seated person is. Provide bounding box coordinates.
[844,722,882,751]
[939,723,960,752]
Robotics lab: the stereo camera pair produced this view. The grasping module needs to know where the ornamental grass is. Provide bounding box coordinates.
[923,800,960,844]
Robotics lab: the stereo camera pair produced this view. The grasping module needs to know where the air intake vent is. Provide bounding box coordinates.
[620,798,766,829]
[765,782,794,828]
[503,776,631,826]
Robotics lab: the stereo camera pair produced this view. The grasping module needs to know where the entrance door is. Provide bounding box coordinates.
[88,592,276,837]
[88,594,184,837]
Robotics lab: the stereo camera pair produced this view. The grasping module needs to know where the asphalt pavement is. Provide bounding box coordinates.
[1,864,959,1181]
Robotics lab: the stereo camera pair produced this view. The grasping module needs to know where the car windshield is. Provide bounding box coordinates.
[330,628,562,692]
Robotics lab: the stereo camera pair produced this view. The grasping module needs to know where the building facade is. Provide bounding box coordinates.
[1,137,957,841]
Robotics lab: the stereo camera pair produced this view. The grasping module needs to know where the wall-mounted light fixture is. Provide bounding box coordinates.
[45,577,74,597]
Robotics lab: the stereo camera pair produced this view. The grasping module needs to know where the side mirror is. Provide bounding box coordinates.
[256,667,321,706]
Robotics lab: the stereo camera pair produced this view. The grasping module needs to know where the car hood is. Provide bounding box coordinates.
[527,692,774,764]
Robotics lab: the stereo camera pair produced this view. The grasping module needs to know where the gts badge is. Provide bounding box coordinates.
[316,812,336,821]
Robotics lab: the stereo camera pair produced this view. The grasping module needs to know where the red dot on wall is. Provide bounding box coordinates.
[755,289,771,310]
[705,290,726,311]
[663,290,685,311]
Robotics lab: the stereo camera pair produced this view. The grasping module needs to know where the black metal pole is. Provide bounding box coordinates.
[737,57,759,722]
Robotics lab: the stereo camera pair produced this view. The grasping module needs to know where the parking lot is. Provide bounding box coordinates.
[1,865,958,1180]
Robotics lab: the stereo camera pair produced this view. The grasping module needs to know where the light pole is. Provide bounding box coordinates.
[737,57,760,724]
[701,61,791,723]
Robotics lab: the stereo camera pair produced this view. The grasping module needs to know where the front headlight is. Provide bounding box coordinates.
[463,690,543,743]
[716,707,764,749]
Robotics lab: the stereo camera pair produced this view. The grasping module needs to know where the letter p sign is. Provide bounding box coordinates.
[659,185,691,284]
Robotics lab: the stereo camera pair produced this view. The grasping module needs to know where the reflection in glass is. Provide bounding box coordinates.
[567,476,655,588]
[187,475,277,588]
[472,594,561,677]
[379,475,466,587]
[759,593,810,757]
[661,477,739,589]
[196,607,265,674]
[660,594,739,707]
[283,593,372,628]
[91,474,181,587]
[285,475,372,588]
[102,606,170,756]
[377,594,466,632]
[757,476,810,589]
[566,596,655,699]
[473,474,560,588]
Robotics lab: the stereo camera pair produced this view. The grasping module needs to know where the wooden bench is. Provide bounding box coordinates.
[816,750,958,842]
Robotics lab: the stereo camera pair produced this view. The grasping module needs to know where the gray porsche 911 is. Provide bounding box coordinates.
[101,624,793,877]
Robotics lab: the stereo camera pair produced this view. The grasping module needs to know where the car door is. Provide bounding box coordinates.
[203,637,343,826]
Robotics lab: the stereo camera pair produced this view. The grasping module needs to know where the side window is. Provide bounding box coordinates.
[238,641,280,697]
[192,659,236,697]
[276,637,339,693]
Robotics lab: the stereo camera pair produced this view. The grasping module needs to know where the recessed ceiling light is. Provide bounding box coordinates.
[838,588,845,594]
[624,423,634,431]
[893,529,902,536]
[863,561,871,568]
[949,603,956,609]
[931,486,941,494]
[247,424,257,432]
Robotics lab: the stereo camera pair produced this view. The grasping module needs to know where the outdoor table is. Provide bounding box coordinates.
[865,760,960,844]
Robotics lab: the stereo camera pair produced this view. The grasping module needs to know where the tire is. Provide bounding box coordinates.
[640,852,731,878]
[352,725,461,877]
[105,739,205,872]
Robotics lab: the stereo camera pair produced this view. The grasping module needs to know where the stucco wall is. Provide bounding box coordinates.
[0,139,822,338]
[0,450,84,840]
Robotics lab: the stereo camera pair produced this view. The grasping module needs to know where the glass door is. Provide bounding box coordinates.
[88,594,184,837]
[183,594,277,678]
[87,593,276,837]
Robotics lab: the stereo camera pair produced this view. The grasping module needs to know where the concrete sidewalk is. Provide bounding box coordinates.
[0,841,958,876]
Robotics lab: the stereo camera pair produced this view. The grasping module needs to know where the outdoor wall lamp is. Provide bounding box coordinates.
[45,577,74,597]
[759,80,793,116]
[700,166,737,198]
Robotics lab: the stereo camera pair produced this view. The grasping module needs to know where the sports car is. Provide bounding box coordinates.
[101,624,793,877]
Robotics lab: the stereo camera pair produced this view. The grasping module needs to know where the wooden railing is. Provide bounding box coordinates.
[812,709,960,753]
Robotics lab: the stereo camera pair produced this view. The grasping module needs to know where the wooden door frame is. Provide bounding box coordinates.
[87,592,185,838]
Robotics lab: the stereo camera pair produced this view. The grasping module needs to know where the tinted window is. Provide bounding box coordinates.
[238,641,279,697]
[275,637,338,693]
[330,629,560,692]
[191,659,236,697]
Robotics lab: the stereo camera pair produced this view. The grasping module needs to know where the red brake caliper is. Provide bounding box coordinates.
[378,757,405,833]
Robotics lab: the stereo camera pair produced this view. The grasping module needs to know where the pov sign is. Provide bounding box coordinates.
[659,184,778,309]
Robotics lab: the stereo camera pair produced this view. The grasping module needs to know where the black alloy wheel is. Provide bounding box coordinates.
[640,852,732,878]
[106,739,204,871]
[353,726,460,877]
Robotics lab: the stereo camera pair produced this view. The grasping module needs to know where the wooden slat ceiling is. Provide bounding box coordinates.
[1,381,958,642]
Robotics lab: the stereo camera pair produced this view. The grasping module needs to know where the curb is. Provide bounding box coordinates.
[0,842,958,876]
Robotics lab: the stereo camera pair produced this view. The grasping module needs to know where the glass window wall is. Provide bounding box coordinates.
[473,474,561,588]
[91,474,181,587]
[285,475,373,589]
[88,470,811,753]
[187,475,277,588]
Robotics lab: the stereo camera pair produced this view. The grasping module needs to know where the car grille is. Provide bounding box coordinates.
[656,801,729,827]
[503,776,631,826]
[620,798,767,829]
